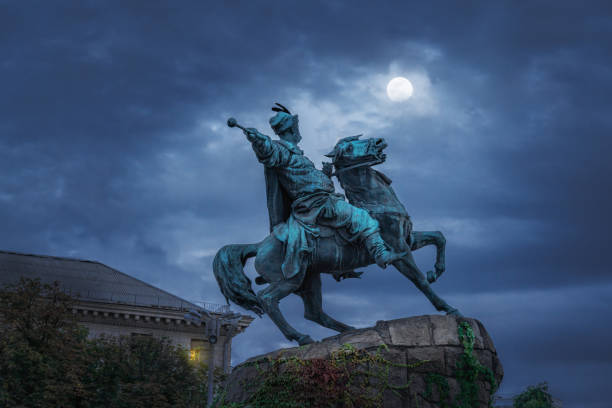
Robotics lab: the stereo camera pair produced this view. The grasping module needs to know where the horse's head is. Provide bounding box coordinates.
[325,135,387,171]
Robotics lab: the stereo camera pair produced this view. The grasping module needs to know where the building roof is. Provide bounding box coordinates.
[0,250,228,313]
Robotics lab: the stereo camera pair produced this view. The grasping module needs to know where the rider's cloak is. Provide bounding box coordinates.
[263,157,318,282]
[264,166,291,232]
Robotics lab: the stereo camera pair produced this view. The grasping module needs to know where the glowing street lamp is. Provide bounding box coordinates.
[184,308,242,408]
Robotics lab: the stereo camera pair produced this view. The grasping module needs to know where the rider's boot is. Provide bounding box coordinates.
[364,232,406,268]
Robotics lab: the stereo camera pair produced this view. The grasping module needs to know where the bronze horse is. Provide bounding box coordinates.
[213,135,460,345]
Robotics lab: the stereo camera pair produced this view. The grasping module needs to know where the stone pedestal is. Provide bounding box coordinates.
[223,315,503,407]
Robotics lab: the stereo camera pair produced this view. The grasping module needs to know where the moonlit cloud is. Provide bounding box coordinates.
[275,66,440,160]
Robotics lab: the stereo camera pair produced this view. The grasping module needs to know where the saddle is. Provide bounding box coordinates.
[254,224,364,285]
[315,226,364,281]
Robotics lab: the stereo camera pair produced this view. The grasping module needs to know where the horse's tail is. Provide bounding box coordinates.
[213,243,264,316]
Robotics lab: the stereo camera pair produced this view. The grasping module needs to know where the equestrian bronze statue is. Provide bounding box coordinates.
[214,104,461,345]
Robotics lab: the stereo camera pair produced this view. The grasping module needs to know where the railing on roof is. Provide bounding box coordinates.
[61,288,230,314]
[190,301,231,314]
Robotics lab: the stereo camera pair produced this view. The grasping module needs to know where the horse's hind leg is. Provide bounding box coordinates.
[257,277,315,345]
[410,230,446,283]
[298,272,355,333]
[393,251,461,316]
[254,236,314,345]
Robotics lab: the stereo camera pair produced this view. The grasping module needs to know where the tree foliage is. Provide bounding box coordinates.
[513,382,554,408]
[0,277,88,407]
[83,335,209,408]
[0,278,221,407]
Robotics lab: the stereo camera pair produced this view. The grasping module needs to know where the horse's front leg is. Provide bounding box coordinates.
[297,272,355,333]
[392,251,461,316]
[410,230,446,283]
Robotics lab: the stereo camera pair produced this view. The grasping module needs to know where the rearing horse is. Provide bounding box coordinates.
[213,135,460,345]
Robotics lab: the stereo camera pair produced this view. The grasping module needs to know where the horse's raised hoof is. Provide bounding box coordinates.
[426,270,437,283]
[446,308,463,317]
[297,335,315,346]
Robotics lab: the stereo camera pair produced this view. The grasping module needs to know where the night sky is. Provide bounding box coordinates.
[2,1,611,406]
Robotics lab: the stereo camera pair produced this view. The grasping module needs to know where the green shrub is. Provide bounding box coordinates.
[0,278,223,408]
[513,382,553,408]
[0,277,89,407]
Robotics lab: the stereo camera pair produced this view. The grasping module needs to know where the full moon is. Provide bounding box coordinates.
[386,77,413,102]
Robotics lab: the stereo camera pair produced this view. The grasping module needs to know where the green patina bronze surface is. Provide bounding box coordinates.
[216,105,461,345]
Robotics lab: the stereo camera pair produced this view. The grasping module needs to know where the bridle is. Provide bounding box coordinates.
[331,158,384,177]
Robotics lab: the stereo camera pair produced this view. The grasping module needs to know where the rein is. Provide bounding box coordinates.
[332,159,384,177]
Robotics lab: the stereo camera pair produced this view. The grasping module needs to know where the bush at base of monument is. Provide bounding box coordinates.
[0,278,220,408]
[513,383,555,408]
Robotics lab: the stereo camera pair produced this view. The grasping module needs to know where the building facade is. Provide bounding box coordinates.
[0,250,253,372]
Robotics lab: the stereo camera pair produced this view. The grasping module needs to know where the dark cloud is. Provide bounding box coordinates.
[2,1,611,406]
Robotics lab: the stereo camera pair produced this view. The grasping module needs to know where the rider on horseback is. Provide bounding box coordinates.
[242,104,405,280]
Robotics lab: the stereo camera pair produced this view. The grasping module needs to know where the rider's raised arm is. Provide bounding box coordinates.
[245,128,290,168]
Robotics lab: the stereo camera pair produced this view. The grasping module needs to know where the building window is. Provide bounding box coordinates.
[131,332,153,337]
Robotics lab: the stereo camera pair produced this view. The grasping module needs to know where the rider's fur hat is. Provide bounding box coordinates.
[269,103,299,134]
